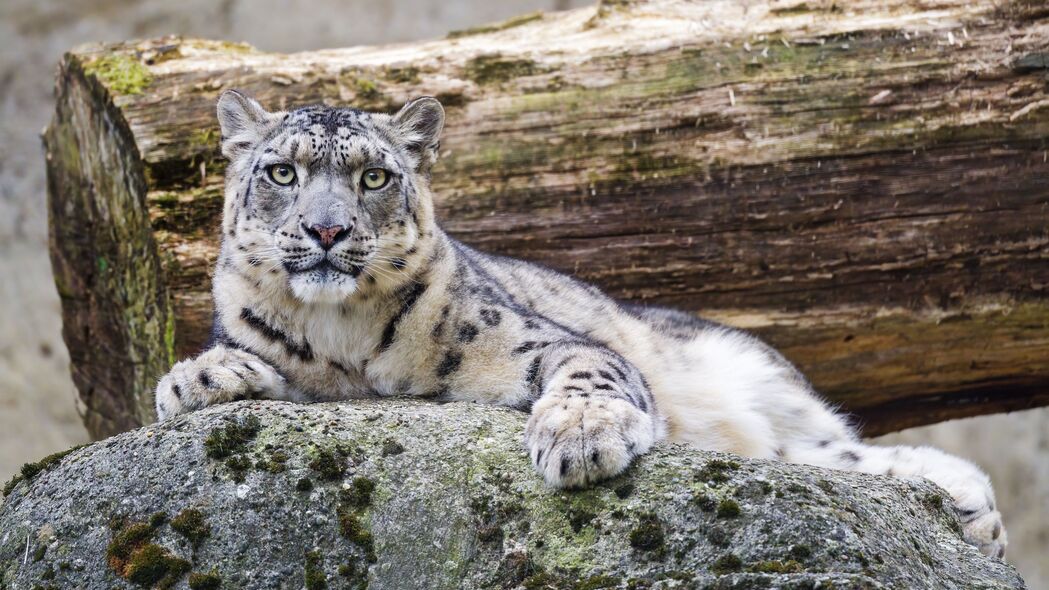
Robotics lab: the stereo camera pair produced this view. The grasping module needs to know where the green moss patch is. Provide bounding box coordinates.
[337,509,376,563]
[304,550,327,590]
[694,459,740,485]
[469,489,526,549]
[188,569,222,590]
[612,483,634,500]
[148,512,168,528]
[693,491,717,512]
[171,508,211,548]
[385,66,421,84]
[257,450,289,473]
[628,513,664,551]
[567,508,597,534]
[107,522,155,566]
[658,570,695,583]
[735,479,773,500]
[710,553,743,575]
[716,499,741,518]
[107,518,189,589]
[574,574,620,589]
[3,444,87,497]
[203,415,261,459]
[335,477,377,562]
[380,438,405,457]
[464,55,543,85]
[433,91,468,108]
[204,415,262,481]
[747,559,804,574]
[333,69,399,111]
[352,77,394,110]
[309,447,346,480]
[490,550,536,587]
[790,544,813,560]
[521,571,561,590]
[338,562,356,577]
[922,493,944,510]
[225,455,252,482]
[124,544,191,588]
[341,477,376,508]
[82,55,153,95]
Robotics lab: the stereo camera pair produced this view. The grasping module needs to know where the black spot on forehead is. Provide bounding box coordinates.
[268,105,407,179]
[287,105,371,135]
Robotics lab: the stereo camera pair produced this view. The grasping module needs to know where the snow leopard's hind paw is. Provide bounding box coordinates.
[154,346,285,420]
[964,510,1007,559]
[916,446,1007,558]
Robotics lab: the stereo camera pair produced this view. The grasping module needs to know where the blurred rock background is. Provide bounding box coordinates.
[0,0,1043,586]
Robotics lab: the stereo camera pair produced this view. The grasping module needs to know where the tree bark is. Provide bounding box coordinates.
[45,0,1049,439]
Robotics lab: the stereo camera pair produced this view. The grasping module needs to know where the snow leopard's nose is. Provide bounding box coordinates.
[304,223,349,250]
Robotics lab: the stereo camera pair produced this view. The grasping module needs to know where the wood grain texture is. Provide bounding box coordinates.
[44,58,171,438]
[46,0,1049,438]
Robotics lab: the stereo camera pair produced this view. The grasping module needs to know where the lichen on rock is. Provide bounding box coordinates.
[0,400,1028,589]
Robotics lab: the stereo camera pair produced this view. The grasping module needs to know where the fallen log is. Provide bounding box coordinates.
[0,401,1028,589]
[44,0,1049,439]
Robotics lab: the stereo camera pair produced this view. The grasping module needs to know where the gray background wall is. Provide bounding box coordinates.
[0,0,1044,586]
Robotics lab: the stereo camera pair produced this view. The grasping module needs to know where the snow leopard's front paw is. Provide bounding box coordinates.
[524,394,659,489]
[154,347,285,421]
[919,448,1007,558]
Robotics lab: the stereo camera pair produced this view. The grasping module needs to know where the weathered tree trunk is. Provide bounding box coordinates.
[45,0,1049,440]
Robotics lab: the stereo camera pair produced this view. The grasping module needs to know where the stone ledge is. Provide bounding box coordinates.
[0,400,1026,589]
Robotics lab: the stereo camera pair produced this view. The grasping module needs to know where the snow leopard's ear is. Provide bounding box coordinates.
[217,89,272,160]
[392,96,445,172]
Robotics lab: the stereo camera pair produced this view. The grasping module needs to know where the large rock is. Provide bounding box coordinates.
[0,400,1026,589]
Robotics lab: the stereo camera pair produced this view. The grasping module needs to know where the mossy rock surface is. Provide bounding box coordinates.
[0,400,1026,589]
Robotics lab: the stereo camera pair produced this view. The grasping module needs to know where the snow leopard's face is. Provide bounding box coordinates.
[216,91,444,303]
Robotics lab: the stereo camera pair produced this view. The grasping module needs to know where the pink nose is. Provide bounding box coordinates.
[308,224,346,249]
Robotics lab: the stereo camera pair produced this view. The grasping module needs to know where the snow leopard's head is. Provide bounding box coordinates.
[216,90,444,304]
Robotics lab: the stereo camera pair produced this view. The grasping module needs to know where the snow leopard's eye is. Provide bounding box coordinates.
[267,164,296,186]
[362,168,389,190]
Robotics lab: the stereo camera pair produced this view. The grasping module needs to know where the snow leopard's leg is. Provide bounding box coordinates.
[523,342,666,488]
[154,345,286,420]
[788,433,1007,558]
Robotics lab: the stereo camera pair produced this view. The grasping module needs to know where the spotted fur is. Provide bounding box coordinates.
[155,91,1006,558]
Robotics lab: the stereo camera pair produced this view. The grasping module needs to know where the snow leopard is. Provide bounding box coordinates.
[155,90,1007,558]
